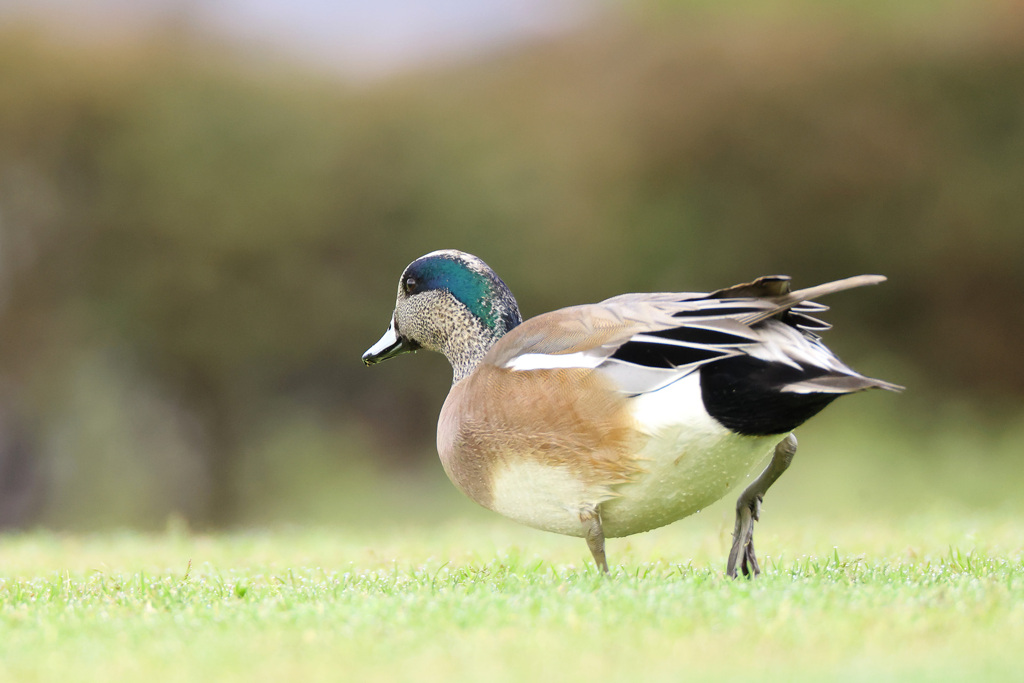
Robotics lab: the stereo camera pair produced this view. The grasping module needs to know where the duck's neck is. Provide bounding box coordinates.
[444,331,499,384]
[444,307,522,384]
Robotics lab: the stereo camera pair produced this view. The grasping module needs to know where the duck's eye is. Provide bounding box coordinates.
[404,276,418,294]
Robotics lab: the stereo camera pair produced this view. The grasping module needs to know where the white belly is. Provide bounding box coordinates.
[488,373,783,538]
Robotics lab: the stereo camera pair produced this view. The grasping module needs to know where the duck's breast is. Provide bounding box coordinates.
[437,365,643,537]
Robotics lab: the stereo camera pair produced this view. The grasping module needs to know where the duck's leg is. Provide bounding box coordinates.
[727,433,798,579]
[580,506,609,573]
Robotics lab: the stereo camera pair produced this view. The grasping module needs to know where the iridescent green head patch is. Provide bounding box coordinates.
[401,251,521,333]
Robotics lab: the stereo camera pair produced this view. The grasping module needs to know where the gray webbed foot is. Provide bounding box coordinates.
[726,434,797,579]
[581,507,609,574]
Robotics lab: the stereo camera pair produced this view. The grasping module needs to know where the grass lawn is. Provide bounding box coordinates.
[1,510,1022,683]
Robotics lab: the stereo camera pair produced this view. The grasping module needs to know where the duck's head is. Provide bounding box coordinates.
[362,250,522,382]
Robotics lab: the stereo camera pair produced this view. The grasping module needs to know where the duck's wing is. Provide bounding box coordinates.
[487,274,902,396]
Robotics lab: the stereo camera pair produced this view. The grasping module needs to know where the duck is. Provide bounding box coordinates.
[362,249,902,577]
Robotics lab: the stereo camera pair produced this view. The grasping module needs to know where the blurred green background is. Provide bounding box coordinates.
[0,0,1022,532]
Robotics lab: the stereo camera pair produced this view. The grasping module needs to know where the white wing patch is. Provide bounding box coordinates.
[504,351,606,371]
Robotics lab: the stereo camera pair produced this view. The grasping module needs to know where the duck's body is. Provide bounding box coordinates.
[437,328,780,541]
[363,250,901,575]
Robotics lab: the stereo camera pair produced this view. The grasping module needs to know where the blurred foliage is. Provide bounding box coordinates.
[0,1,1023,528]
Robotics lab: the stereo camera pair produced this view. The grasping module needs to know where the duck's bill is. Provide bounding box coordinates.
[362,317,418,365]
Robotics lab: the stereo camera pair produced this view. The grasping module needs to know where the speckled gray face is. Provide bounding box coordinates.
[362,250,523,383]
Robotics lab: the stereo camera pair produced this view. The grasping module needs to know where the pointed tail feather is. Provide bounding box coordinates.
[789,275,887,302]
[739,275,887,326]
[783,373,905,395]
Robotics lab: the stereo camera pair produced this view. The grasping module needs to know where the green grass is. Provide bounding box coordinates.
[2,514,1022,682]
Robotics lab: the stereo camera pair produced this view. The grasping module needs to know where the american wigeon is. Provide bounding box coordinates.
[363,250,902,577]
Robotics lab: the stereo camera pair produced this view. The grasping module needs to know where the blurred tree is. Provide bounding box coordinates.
[1,2,1023,526]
